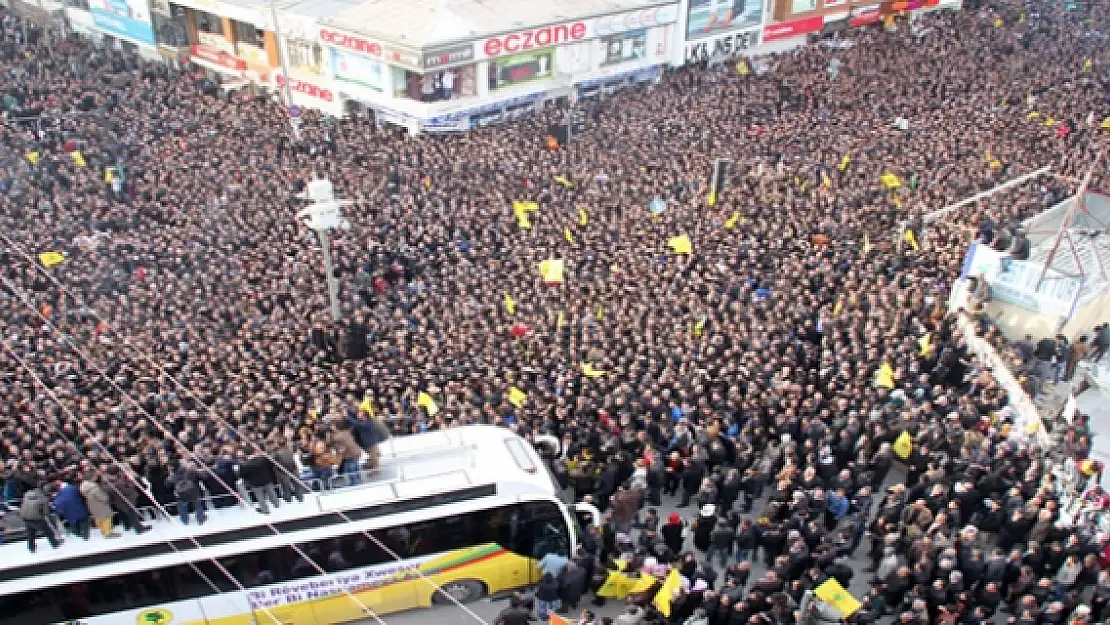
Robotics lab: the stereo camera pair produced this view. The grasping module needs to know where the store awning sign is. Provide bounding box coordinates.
[483,21,590,58]
[763,15,824,42]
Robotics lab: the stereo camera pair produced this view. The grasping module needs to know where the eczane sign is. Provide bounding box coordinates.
[319,28,383,58]
[483,22,589,58]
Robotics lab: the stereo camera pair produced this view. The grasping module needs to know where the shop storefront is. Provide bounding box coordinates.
[273,71,346,116]
[87,0,162,58]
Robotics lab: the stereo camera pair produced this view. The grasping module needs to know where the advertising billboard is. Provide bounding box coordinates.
[686,0,764,40]
[90,0,156,45]
[332,49,387,92]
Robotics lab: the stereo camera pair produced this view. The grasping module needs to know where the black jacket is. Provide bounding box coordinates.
[239,456,275,488]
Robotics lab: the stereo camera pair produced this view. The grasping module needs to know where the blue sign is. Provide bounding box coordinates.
[288,105,302,118]
[90,0,156,46]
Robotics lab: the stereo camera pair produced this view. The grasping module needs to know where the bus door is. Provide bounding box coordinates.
[516,502,573,587]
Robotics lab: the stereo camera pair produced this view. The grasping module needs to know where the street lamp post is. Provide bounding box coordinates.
[298,178,351,322]
[269,0,301,141]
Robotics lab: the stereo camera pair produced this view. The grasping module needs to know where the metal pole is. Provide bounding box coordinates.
[316,228,342,321]
[269,0,300,141]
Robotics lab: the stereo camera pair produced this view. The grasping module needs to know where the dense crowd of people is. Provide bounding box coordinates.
[0,0,1108,623]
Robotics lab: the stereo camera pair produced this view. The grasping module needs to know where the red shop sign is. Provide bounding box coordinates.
[483,21,588,58]
[849,6,882,26]
[762,15,824,42]
[190,45,247,72]
[319,28,383,58]
[276,75,334,103]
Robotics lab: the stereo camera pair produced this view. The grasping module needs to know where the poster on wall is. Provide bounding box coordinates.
[491,50,554,90]
[332,49,386,92]
[89,0,156,45]
[686,0,764,40]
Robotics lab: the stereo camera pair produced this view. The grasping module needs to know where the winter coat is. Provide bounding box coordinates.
[331,430,363,462]
[535,574,561,601]
[19,487,50,521]
[239,455,276,488]
[52,482,90,523]
[693,513,716,551]
[80,479,114,522]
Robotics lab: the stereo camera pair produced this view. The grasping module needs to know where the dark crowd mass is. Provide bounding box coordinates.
[1,0,1110,624]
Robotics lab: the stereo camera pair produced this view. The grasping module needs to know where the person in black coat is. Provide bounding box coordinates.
[239,450,279,514]
[693,505,717,552]
[662,512,686,555]
[559,558,589,613]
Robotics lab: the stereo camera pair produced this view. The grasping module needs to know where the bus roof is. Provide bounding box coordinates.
[0,425,558,594]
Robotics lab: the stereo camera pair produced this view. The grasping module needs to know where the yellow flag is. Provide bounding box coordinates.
[596,305,605,321]
[861,234,872,255]
[553,174,574,188]
[736,60,750,76]
[1026,418,1043,435]
[989,159,1002,170]
[70,151,86,167]
[556,310,566,330]
[578,206,588,226]
[724,212,741,230]
[875,362,895,389]
[614,559,628,572]
[358,396,375,417]
[508,386,527,409]
[581,362,607,378]
[629,573,659,594]
[104,167,115,183]
[892,430,913,460]
[821,171,832,188]
[538,259,566,284]
[880,172,902,190]
[706,191,717,207]
[667,234,693,255]
[838,153,851,172]
[918,333,932,356]
[26,151,41,165]
[596,571,637,599]
[512,200,538,230]
[1019,11,1026,23]
[503,292,517,315]
[39,251,66,267]
[903,229,920,251]
[1101,117,1110,130]
[1043,116,1056,128]
[416,392,440,417]
[1027,111,1041,120]
[1083,59,1093,72]
[693,318,706,337]
[815,578,862,617]
[653,569,683,617]
[993,17,1003,28]
[832,299,843,317]
[564,226,575,244]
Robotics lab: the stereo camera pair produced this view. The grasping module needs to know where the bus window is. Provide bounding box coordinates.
[507,501,570,559]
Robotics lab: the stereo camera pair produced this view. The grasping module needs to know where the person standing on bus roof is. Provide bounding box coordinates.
[331,420,364,486]
[79,471,120,538]
[19,481,61,552]
[239,447,279,514]
[169,460,206,525]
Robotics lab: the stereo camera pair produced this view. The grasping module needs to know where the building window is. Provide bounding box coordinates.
[287,39,323,74]
[600,30,647,66]
[64,0,90,10]
[232,20,263,48]
[194,10,222,35]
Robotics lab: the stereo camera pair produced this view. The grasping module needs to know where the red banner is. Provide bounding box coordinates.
[849,6,882,26]
[190,45,246,72]
[762,15,824,42]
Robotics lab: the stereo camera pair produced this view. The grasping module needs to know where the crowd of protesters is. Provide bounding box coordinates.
[0,0,1109,623]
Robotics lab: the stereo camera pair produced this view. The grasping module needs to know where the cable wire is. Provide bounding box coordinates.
[0,237,491,623]
[0,270,391,624]
[1,340,289,625]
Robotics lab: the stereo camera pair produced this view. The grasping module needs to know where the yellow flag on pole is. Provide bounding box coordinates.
[564,226,575,244]
[581,362,608,378]
[508,386,527,409]
[556,310,566,330]
[578,206,588,226]
[653,569,683,618]
[874,362,895,389]
[918,333,932,355]
[838,154,851,172]
[903,229,920,251]
[832,299,843,317]
[358,396,375,417]
[503,292,517,315]
[892,431,913,460]
[26,151,41,165]
[39,251,66,267]
[880,172,902,190]
[667,234,693,255]
[70,151,87,167]
[553,175,574,188]
[814,578,862,617]
[724,212,741,230]
[416,392,440,416]
[861,234,872,255]
[629,573,659,594]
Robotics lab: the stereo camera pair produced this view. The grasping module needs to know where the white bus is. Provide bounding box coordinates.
[0,425,597,625]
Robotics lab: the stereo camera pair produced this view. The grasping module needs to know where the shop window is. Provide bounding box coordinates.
[600,30,647,66]
[64,0,90,10]
[154,14,188,47]
[232,20,263,48]
[403,67,474,102]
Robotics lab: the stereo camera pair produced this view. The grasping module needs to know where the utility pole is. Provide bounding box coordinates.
[268,0,301,141]
[298,178,351,321]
